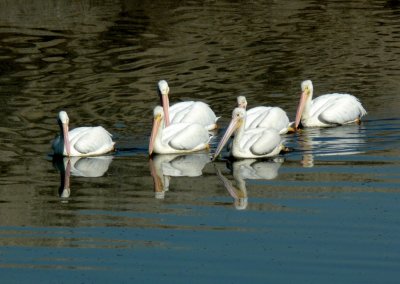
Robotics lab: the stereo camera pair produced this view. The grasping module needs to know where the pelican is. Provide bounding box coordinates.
[237,96,293,134]
[213,108,285,160]
[52,111,115,157]
[158,80,218,130]
[149,106,211,155]
[295,80,367,129]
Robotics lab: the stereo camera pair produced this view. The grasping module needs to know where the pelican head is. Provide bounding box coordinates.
[301,80,313,96]
[213,107,245,161]
[153,105,164,117]
[232,107,246,120]
[58,111,69,124]
[158,80,170,96]
[295,80,314,129]
[237,96,248,109]
[149,106,164,156]
[157,80,170,127]
[57,111,71,156]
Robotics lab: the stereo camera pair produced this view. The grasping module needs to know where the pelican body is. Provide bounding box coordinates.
[158,80,218,130]
[52,111,115,157]
[237,96,292,134]
[213,108,284,160]
[295,80,367,129]
[149,106,211,155]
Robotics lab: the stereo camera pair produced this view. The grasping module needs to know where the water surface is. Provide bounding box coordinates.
[1,1,400,283]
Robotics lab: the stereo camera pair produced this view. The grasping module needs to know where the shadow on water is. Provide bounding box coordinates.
[0,0,400,283]
[53,156,114,198]
[149,153,210,199]
[296,124,368,167]
[215,158,285,210]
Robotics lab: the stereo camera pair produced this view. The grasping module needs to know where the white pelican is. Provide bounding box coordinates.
[237,96,293,134]
[149,106,211,155]
[213,108,285,160]
[295,80,367,129]
[158,80,218,130]
[52,111,115,157]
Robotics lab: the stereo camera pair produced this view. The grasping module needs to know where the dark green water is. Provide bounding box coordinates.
[0,1,400,283]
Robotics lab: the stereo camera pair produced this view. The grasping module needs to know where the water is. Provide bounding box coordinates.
[1,0,400,283]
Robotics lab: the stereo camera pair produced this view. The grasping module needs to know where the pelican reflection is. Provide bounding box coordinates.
[215,158,283,210]
[149,153,210,199]
[53,156,113,198]
[298,125,367,167]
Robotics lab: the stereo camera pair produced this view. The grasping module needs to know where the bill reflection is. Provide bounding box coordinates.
[149,153,210,199]
[298,125,367,167]
[215,158,284,210]
[53,156,114,199]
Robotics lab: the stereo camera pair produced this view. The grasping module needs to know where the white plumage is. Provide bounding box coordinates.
[213,108,284,159]
[149,106,211,155]
[237,96,291,134]
[52,111,115,157]
[158,80,218,130]
[295,80,367,128]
